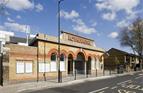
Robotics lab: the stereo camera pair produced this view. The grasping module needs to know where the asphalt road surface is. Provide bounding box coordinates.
[21,72,143,93]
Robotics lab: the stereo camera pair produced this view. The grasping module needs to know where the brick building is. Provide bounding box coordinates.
[1,31,105,84]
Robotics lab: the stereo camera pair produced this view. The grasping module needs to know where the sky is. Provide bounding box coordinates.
[0,0,143,53]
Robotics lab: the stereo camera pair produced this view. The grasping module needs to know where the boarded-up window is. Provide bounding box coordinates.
[16,60,33,74]
[25,62,32,73]
[16,62,24,73]
[39,63,50,72]
[51,53,57,71]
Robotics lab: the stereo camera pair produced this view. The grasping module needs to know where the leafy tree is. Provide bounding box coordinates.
[119,18,143,57]
[119,18,143,69]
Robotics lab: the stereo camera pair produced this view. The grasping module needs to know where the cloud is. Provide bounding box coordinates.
[4,22,30,33]
[96,0,140,21]
[0,25,5,30]
[116,20,129,28]
[60,10,79,20]
[72,19,96,34]
[16,15,21,19]
[61,10,97,34]
[108,32,119,38]
[91,22,97,27]
[6,0,34,11]
[35,3,44,12]
[7,17,14,22]
[102,12,116,21]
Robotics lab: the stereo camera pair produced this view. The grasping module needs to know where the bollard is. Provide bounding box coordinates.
[74,69,76,80]
[110,69,111,75]
[86,70,88,78]
[60,72,62,83]
[96,69,97,77]
[103,69,105,76]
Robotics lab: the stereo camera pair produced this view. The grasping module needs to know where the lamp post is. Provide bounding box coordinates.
[57,0,64,83]
[0,41,3,86]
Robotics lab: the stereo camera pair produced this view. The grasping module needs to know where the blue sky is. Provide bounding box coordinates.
[0,0,143,52]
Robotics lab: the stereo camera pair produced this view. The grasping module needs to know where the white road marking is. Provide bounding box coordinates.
[118,89,136,93]
[111,86,117,89]
[135,76,143,79]
[117,80,132,85]
[98,91,105,93]
[88,87,109,93]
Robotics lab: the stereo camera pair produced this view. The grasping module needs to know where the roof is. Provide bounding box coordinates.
[9,36,32,44]
[61,31,94,41]
[108,48,142,58]
[109,48,129,55]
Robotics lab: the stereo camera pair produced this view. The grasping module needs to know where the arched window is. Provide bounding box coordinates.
[50,53,57,71]
[60,54,65,61]
[51,53,57,61]
[60,54,65,71]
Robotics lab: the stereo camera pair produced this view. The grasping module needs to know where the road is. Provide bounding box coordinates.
[20,72,143,93]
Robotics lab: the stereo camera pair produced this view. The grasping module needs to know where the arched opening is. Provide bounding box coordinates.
[76,52,85,74]
[68,54,73,74]
[50,53,57,71]
[87,56,91,74]
[60,54,65,71]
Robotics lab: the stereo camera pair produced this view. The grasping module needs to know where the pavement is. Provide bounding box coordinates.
[0,71,142,93]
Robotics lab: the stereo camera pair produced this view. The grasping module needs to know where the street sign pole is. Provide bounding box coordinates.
[0,41,3,86]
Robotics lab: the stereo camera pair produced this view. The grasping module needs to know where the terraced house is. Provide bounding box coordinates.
[1,31,105,84]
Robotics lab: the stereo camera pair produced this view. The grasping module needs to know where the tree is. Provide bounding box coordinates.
[119,18,143,57]
[119,18,143,69]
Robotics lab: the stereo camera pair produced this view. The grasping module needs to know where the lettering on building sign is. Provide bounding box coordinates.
[68,34,92,46]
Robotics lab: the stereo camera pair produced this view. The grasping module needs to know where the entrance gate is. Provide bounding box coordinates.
[75,52,85,74]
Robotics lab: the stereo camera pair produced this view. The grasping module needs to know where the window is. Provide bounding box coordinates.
[39,63,45,72]
[51,53,57,61]
[60,54,65,61]
[39,63,50,72]
[60,54,65,71]
[25,62,32,73]
[16,60,33,74]
[16,62,24,73]
[51,53,57,71]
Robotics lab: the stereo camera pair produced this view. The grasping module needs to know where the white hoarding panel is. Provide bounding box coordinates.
[60,61,65,71]
[51,61,57,71]
[25,62,32,73]
[39,63,44,72]
[16,62,24,73]
[45,63,50,72]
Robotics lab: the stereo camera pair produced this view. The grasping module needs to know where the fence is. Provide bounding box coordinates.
[46,68,129,83]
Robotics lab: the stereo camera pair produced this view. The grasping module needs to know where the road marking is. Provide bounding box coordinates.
[135,76,143,79]
[111,86,117,89]
[88,87,109,93]
[117,80,131,85]
[118,89,136,93]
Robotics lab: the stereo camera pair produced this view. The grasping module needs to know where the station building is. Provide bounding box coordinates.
[1,31,105,84]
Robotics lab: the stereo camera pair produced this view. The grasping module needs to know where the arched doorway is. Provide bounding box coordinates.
[68,54,73,74]
[87,56,91,74]
[76,52,85,74]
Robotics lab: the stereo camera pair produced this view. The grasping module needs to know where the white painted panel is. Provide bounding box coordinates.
[45,63,50,72]
[39,63,44,72]
[51,61,57,71]
[91,58,95,70]
[16,62,24,73]
[25,62,32,73]
[96,60,100,70]
[60,61,65,71]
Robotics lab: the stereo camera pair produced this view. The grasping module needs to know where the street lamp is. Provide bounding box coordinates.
[57,0,64,83]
